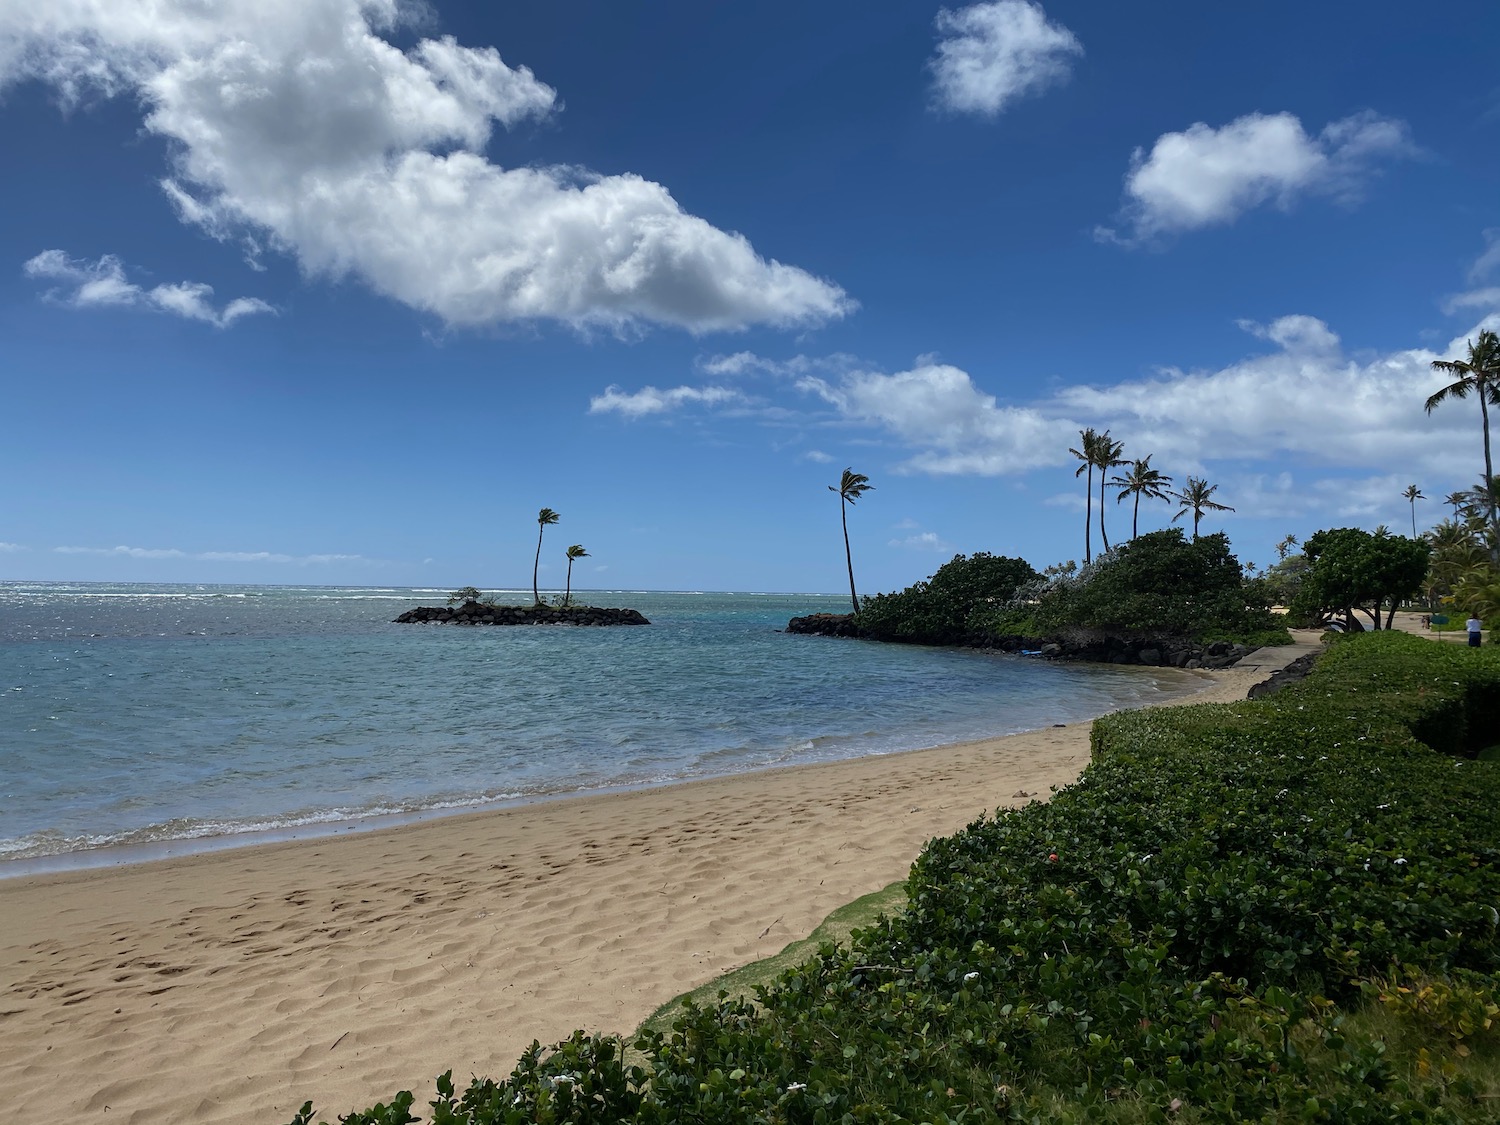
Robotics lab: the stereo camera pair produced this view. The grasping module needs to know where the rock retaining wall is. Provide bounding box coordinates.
[785,613,1257,669]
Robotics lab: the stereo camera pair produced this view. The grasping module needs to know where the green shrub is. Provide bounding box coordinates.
[985,530,1289,645]
[855,553,1039,644]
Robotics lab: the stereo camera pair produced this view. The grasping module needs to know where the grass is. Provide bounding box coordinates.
[634,880,907,1039]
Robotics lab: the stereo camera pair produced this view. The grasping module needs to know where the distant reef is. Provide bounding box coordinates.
[784,612,1258,670]
[396,601,649,626]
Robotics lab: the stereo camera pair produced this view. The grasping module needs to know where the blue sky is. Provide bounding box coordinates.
[3,0,1499,595]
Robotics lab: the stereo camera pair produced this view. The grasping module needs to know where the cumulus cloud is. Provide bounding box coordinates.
[23,250,274,326]
[929,1,1081,116]
[0,0,850,333]
[53,544,367,563]
[1099,111,1414,243]
[797,361,1075,475]
[588,384,748,418]
[775,313,1497,505]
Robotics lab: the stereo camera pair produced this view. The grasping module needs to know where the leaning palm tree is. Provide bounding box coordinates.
[1110,455,1173,540]
[1402,484,1426,537]
[1171,477,1234,540]
[1069,428,1102,563]
[1428,329,1500,534]
[533,507,560,606]
[830,468,873,614]
[1092,431,1128,553]
[562,544,589,607]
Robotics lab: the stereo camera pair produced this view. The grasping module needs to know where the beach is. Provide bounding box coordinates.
[0,641,1316,1125]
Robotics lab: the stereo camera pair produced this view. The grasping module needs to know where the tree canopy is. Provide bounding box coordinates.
[1289,527,1429,631]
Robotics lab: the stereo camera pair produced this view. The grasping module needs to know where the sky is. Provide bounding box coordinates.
[3,0,1500,595]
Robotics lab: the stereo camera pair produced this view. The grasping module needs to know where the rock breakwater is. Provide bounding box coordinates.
[396,602,649,626]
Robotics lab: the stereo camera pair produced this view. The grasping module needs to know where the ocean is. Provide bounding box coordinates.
[0,582,1202,872]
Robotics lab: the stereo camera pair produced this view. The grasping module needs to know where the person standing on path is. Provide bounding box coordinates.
[1468,615,1484,647]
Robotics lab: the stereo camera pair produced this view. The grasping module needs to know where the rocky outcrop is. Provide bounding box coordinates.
[785,613,1258,669]
[785,613,866,638]
[1246,651,1320,698]
[396,601,649,626]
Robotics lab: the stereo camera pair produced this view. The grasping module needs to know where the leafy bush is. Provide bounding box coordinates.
[855,553,1039,644]
[287,633,1500,1124]
[984,530,1289,644]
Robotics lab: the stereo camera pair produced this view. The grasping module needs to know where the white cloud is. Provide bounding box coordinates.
[53,544,368,564]
[929,1,1081,117]
[797,361,1075,474]
[780,313,1499,515]
[803,449,834,463]
[1100,111,1413,243]
[23,250,274,327]
[0,542,26,552]
[588,384,747,418]
[1441,287,1500,315]
[1470,228,1500,282]
[0,1,850,333]
[888,530,954,552]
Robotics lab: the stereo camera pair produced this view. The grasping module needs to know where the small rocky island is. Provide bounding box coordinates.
[396,600,649,626]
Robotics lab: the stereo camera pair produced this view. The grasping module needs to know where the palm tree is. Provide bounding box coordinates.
[830,468,874,614]
[1091,431,1128,553]
[533,507,560,606]
[1445,491,1469,519]
[1069,428,1102,564]
[563,544,589,607]
[1275,534,1300,560]
[1171,477,1234,540]
[1428,330,1500,534]
[1110,455,1174,540]
[1402,484,1426,537]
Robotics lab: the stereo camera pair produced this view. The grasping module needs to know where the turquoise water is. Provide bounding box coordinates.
[0,582,1202,869]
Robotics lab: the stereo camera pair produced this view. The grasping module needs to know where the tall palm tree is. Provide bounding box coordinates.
[1091,431,1128,553]
[1402,484,1426,537]
[1069,428,1102,564]
[1171,477,1234,540]
[1275,534,1299,560]
[563,544,589,607]
[830,468,873,614]
[1445,491,1469,519]
[1428,329,1500,534]
[533,507,559,606]
[1110,455,1173,540]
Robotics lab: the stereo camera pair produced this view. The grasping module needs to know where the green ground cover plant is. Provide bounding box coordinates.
[288,633,1499,1124]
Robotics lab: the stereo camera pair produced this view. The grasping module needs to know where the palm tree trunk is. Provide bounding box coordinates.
[1098,473,1110,553]
[565,559,574,607]
[1482,387,1496,538]
[1083,466,1093,564]
[841,496,859,614]
[1192,509,1201,541]
[1132,492,1140,540]
[533,527,544,606]
[1410,500,1416,538]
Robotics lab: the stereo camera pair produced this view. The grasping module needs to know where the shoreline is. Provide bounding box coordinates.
[0,662,1207,881]
[0,638,1319,1125]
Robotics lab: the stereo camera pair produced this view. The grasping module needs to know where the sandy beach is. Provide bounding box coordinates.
[0,640,1317,1125]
